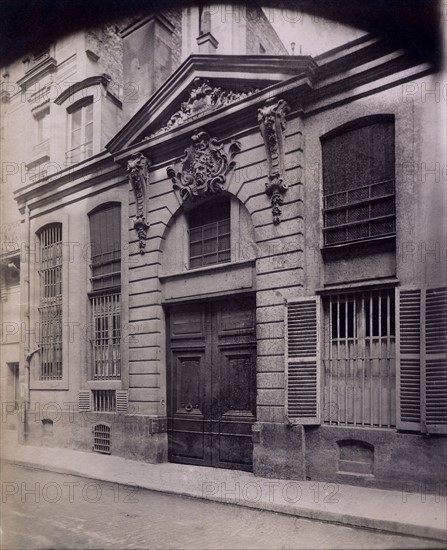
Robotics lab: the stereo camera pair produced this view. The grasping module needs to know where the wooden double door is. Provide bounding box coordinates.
[166,296,256,471]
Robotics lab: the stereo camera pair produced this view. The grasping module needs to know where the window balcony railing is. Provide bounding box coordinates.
[65,141,93,164]
[323,179,395,245]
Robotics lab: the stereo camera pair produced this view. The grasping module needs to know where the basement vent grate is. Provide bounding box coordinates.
[93,423,111,454]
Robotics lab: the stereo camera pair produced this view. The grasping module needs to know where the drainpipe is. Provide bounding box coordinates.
[22,203,39,440]
[24,348,40,438]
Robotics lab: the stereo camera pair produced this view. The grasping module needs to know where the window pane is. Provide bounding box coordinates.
[189,227,202,242]
[71,127,81,149]
[85,102,93,123]
[72,108,82,130]
[203,223,217,239]
[188,198,231,269]
[85,121,93,144]
[190,241,203,258]
[218,235,230,251]
[203,238,218,255]
[204,253,217,265]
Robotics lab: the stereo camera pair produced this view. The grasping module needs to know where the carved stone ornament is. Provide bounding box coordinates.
[258,98,290,225]
[149,78,260,138]
[127,152,150,254]
[167,131,241,202]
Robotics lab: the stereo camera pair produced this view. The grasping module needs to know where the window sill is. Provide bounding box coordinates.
[30,379,68,391]
[159,258,256,282]
[87,380,122,390]
[316,277,399,295]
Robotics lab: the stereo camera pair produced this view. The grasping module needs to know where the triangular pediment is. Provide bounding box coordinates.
[106,54,315,154]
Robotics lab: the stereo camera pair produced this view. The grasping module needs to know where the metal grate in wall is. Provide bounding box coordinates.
[93,423,111,454]
[92,390,116,412]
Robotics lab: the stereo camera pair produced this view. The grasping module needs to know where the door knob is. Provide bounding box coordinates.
[185,404,193,412]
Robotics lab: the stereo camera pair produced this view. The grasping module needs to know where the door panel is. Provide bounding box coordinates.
[167,297,256,471]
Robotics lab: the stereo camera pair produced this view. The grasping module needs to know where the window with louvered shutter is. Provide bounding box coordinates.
[397,289,421,431]
[425,287,447,434]
[285,297,320,424]
[116,390,128,413]
[78,390,91,412]
[397,287,447,434]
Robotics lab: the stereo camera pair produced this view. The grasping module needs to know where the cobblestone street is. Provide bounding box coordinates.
[0,463,443,549]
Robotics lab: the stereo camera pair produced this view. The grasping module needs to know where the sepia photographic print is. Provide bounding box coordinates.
[0,0,446,548]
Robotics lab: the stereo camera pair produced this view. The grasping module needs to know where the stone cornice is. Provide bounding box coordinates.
[13,152,124,210]
[107,33,431,158]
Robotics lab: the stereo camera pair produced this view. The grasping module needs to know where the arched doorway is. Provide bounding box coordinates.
[161,194,257,471]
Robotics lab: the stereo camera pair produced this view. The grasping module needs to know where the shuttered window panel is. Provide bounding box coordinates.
[116,390,128,413]
[425,287,447,434]
[396,289,422,431]
[78,390,91,412]
[285,297,320,424]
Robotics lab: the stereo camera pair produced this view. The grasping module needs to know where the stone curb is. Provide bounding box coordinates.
[3,456,446,543]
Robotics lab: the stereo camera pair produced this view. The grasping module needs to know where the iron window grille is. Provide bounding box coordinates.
[89,205,121,380]
[323,179,395,245]
[91,294,121,379]
[322,289,396,428]
[38,224,63,380]
[92,390,116,412]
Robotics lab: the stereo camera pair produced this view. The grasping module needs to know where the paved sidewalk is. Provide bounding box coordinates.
[1,432,446,543]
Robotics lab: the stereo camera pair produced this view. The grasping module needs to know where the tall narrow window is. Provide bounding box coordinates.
[35,108,50,152]
[38,224,63,380]
[89,204,121,380]
[321,116,395,245]
[189,198,231,269]
[322,290,396,428]
[67,101,93,163]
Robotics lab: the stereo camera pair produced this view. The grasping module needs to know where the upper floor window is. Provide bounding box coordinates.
[321,116,395,246]
[36,108,50,146]
[188,197,231,269]
[89,204,121,380]
[67,100,93,163]
[31,105,51,161]
[38,224,63,381]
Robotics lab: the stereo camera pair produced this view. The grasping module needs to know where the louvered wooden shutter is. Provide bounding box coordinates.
[397,289,422,431]
[78,390,91,412]
[116,390,128,413]
[285,297,320,424]
[425,287,447,434]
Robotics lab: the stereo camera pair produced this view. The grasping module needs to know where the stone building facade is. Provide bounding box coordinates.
[1,6,446,491]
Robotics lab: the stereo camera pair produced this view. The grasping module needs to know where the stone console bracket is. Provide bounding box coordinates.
[258,97,290,225]
[127,152,151,254]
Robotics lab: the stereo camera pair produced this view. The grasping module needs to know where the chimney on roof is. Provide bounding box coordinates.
[196,7,218,54]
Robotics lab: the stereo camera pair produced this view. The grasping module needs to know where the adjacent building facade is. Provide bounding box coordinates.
[1,5,446,491]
